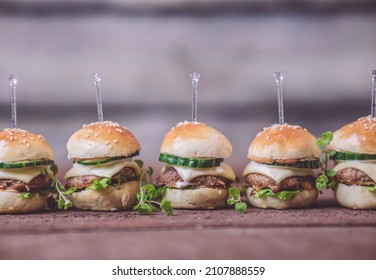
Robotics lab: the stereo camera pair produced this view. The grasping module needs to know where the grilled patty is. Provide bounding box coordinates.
[245,173,316,193]
[0,174,53,192]
[336,168,375,186]
[65,167,138,190]
[156,166,233,189]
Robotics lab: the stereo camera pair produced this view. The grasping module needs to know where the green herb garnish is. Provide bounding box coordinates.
[365,186,376,192]
[43,167,76,210]
[20,192,33,199]
[55,183,76,210]
[315,131,336,190]
[227,186,247,213]
[133,184,172,215]
[133,160,173,215]
[254,188,302,200]
[86,177,111,191]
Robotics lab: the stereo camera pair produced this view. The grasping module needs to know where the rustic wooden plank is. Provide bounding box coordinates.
[1,226,375,259]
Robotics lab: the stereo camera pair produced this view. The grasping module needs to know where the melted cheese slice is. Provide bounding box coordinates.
[165,162,236,182]
[64,159,141,179]
[0,166,45,183]
[242,161,316,183]
[333,160,376,183]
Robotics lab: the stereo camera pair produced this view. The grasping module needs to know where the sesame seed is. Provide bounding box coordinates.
[113,139,118,143]
[85,135,90,138]
[94,133,99,137]
[30,137,35,141]
[105,141,110,145]
[10,136,14,141]
[109,145,113,149]
[26,143,30,147]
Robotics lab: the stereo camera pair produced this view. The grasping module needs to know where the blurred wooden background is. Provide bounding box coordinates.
[0,0,375,175]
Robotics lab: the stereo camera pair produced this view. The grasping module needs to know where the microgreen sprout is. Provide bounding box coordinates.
[227,183,247,213]
[316,131,336,190]
[133,160,173,215]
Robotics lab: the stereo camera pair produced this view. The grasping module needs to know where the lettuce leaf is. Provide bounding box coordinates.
[365,186,376,193]
[254,188,302,201]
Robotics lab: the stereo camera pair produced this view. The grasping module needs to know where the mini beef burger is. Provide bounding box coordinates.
[156,121,236,209]
[64,121,141,211]
[243,124,321,209]
[0,128,56,214]
[329,116,376,209]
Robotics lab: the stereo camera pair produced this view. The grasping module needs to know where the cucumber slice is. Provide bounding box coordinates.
[159,153,223,168]
[77,151,139,166]
[0,159,55,169]
[268,160,320,169]
[330,151,376,160]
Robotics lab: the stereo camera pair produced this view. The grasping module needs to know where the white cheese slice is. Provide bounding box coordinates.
[242,161,316,183]
[175,181,191,188]
[0,166,45,183]
[333,160,376,183]
[64,159,141,179]
[164,162,236,182]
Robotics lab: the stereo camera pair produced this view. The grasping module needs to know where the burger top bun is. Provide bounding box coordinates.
[160,121,232,158]
[67,121,141,160]
[0,128,54,162]
[330,116,376,154]
[248,123,321,163]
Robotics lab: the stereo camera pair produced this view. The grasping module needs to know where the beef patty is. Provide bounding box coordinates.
[65,167,138,190]
[156,166,232,189]
[336,168,375,186]
[0,173,53,192]
[245,173,316,193]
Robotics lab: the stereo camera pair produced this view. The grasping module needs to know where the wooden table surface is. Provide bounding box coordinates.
[1,191,375,260]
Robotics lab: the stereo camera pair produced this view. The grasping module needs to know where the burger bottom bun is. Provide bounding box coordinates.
[246,187,318,209]
[72,181,139,211]
[335,183,376,210]
[0,191,46,214]
[163,187,228,209]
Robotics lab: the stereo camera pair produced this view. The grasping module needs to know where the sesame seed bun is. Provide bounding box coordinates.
[246,187,318,209]
[163,187,228,209]
[160,121,232,158]
[66,121,141,160]
[329,116,376,154]
[247,124,321,163]
[335,183,376,209]
[0,128,54,162]
[71,181,139,211]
